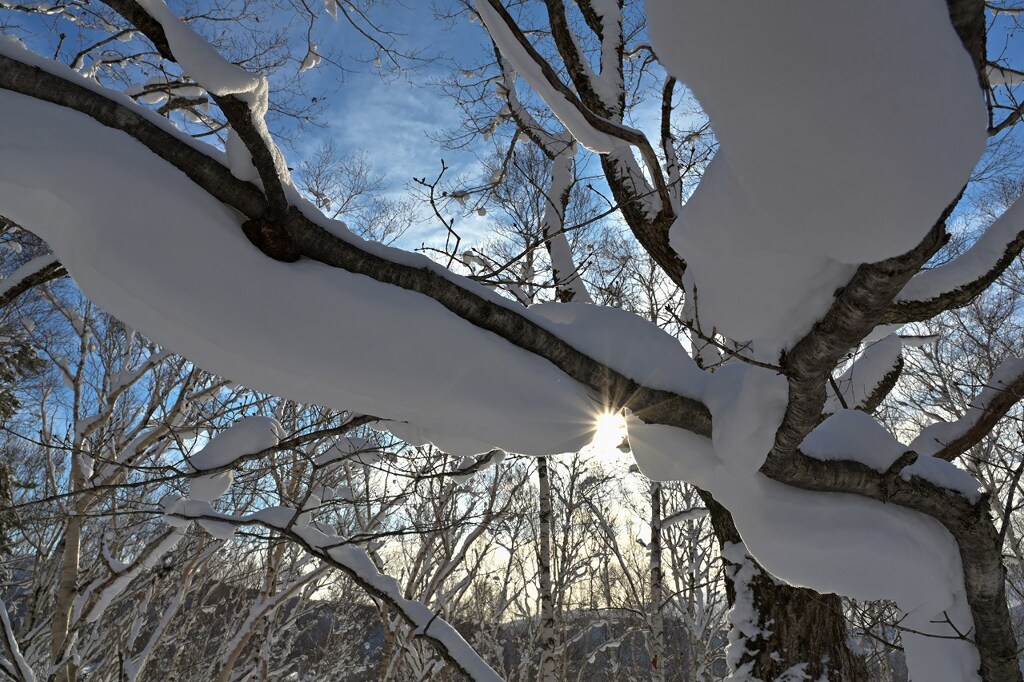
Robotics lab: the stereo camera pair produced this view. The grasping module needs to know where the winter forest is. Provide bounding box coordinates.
[2,0,1024,680]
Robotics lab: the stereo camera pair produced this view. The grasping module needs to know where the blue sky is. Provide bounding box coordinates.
[8,0,1024,250]
[289,3,1024,249]
[5,0,504,247]
[290,2,500,248]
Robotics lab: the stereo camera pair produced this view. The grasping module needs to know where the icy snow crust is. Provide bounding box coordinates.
[646,0,987,357]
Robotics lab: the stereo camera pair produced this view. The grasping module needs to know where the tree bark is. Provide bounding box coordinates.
[2,40,1019,679]
[49,515,82,682]
[536,456,558,682]
[701,492,868,682]
[649,482,666,682]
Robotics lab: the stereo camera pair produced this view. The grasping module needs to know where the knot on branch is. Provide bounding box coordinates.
[241,215,301,262]
[881,450,918,501]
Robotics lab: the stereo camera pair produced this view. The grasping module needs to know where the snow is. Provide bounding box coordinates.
[864,323,905,346]
[135,0,292,182]
[124,76,201,105]
[901,592,979,682]
[298,533,503,680]
[84,528,186,623]
[627,418,980,681]
[773,665,811,682]
[250,506,301,527]
[528,302,707,399]
[988,64,1024,87]
[0,597,34,682]
[163,501,504,681]
[701,363,788,475]
[299,44,321,73]
[662,507,709,528]
[475,0,626,154]
[0,254,58,299]
[197,519,237,540]
[375,420,498,458]
[587,0,624,115]
[900,334,939,348]
[135,0,261,98]
[0,36,231,165]
[720,542,762,680]
[625,415,718,483]
[225,130,259,183]
[1,80,648,456]
[605,145,661,220]
[159,494,190,528]
[912,358,1024,458]
[898,196,1024,305]
[801,410,906,472]
[825,335,904,412]
[187,416,283,471]
[541,151,592,303]
[646,0,987,357]
[189,471,232,501]
[312,485,336,502]
[0,7,998,678]
[314,436,381,467]
[900,456,983,504]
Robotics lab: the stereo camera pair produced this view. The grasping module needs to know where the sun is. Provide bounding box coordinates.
[588,411,629,456]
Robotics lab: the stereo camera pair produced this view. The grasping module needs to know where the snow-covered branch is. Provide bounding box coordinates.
[887,197,1024,324]
[474,0,671,214]
[0,254,65,309]
[3,1,1024,678]
[912,358,1024,461]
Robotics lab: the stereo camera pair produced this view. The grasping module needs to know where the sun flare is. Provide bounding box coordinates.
[589,411,629,456]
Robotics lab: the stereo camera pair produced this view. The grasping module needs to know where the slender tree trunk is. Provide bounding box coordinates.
[536,456,558,682]
[49,515,82,682]
[649,481,666,682]
[700,492,868,682]
[379,609,396,680]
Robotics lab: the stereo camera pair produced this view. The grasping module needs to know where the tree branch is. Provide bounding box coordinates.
[3,44,1020,681]
[0,255,66,308]
[882,228,1024,325]
[99,0,299,261]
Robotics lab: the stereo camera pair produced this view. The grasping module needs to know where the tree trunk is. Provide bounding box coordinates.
[536,456,558,682]
[701,492,868,682]
[379,609,397,680]
[649,481,666,682]
[49,515,82,682]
